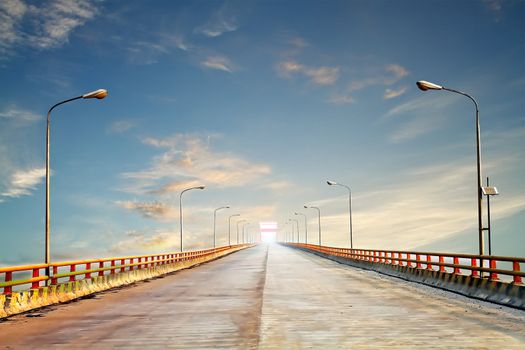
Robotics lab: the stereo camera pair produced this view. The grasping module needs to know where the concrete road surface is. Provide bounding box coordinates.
[1,244,524,349]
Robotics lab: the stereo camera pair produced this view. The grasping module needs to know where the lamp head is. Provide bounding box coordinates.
[82,89,108,99]
[416,80,443,91]
[197,186,205,190]
[303,205,308,209]
[327,180,337,186]
[226,205,230,209]
[294,212,299,215]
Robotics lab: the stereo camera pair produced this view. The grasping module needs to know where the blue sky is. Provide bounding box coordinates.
[0,0,524,265]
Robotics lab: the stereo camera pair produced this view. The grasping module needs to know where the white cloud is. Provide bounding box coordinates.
[277,60,340,86]
[0,0,99,59]
[0,106,40,124]
[120,133,272,195]
[201,55,234,73]
[389,116,441,143]
[315,158,525,251]
[386,64,409,81]
[115,200,177,220]
[196,11,238,38]
[304,66,340,85]
[107,120,137,134]
[0,167,45,201]
[384,87,407,99]
[325,63,410,105]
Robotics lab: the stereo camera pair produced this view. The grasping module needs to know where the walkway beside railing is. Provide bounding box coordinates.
[284,243,525,309]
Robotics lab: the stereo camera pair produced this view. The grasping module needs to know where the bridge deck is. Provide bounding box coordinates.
[0,244,524,349]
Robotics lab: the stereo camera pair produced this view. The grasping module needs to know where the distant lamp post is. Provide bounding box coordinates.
[242,222,250,243]
[417,80,485,256]
[327,180,353,249]
[228,214,240,246]
[213,206,230,248]
[179,185,205,252]
[290,218,299,243]
[304,205,321,245]
[237,219,247,244]
[482,177,499,255]
[45,89,108,279]
[295,212,308,244]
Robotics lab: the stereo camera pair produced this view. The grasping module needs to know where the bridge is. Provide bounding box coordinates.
[1,244,524,348]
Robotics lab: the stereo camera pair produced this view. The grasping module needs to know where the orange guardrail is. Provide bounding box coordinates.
[0,244,249,294]
[285,243,524,284]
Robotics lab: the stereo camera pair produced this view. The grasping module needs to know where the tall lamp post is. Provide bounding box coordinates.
[304,205,321,245]
[45,89,108,279]
[416,80,484,256]
[179,185,205,252]
[327,180,353,249]
[237,219,247,244]
[213,206,230,248]
[291,218,300,243]
[242,223,250,243]
[228,214,240,246]
[295,212,308,244]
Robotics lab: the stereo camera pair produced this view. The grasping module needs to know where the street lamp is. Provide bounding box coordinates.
[327,180,353,249]
[213,206,230,248]
[304,205,321,245]
[417,80,484,256]
[290,218,299,243]
[228,214,240,246]
[295,212,308,244]
[179,185,205,252]
[237,219,247,244]
[45,89,108,279]
[242,222,250,243]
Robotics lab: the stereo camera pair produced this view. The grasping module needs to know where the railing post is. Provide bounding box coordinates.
[439,256,445,272]
[31,268,40,289]
[490,259,498,280]
[52,266,58,285]
[85,263,91,279]
[426,255,432,271]
[111,260,115,274]
[470,258,479,278]
[453,257,460,274]
[398,253,403,267]
[98,262,104,277]
[513,261,522,284]
[4,272,13,294]
[130,258,134,271]
[138,257,142,270]
[69,264,76,282]
[121,259,125,272]
[407,253,412,268]
[416,254,422,269]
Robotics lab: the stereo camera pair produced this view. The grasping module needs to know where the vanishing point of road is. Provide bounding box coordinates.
[1,244,524,349]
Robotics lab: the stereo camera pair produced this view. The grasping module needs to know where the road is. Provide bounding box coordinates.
[1,244,524,349]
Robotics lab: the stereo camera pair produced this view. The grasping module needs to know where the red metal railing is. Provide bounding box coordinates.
[0,245,249,294]
[286,243,524,284]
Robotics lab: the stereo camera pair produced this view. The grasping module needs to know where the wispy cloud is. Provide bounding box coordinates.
[109,229,179,254]
[201,55,234,72]
[107,120,137,134]
[195,10,238,38]
[277,60,340,86]
[0,167,45,202]
[328,63,410,104]
[115,200,177,220]
[0,106,40,124]
[314,157,525,251]
[384,86,407,99]
[1,0,100,59]
[120,133,272,195]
